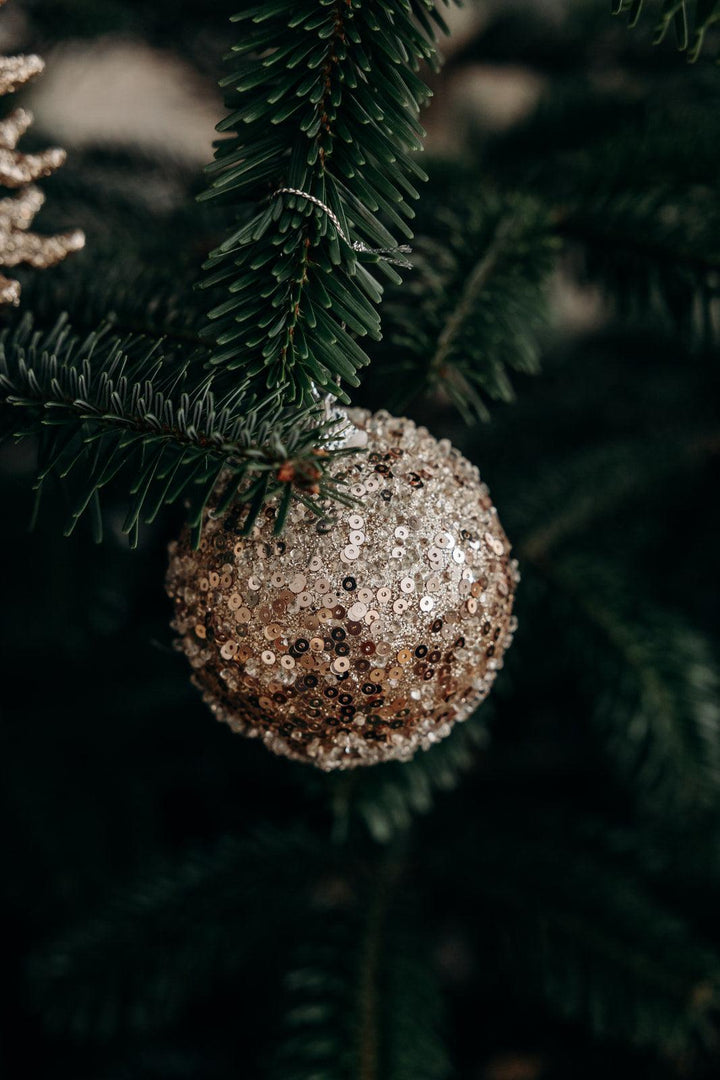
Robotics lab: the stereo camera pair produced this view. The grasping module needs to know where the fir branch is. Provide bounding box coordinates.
[540,557,720,815]
[612,0,720,61]
[505,433,720,814]
[269,875,450,1080]
[556,187,720,343]
[327,713,490,844]
[496,427,720,817]
[28,827,327,1037]
[377,194,557,421]
[509,433,718,561]
[357,866,388,1080]
[0,315,355,545]
[199,0,451,406]
[451,819,720,1054]
[487,77,720,341]
[20,267,209,348]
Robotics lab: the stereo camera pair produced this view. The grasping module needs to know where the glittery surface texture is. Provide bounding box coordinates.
[166,410,519,771]
[0,29,85,306]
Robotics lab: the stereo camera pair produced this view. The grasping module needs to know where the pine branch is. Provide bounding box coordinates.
[269,872,450,1080]
[199,0,451,406]
[508,432,718,560]
[451,819,720,1055]
[12,147,222,342]
[539,556,720,816]
[28,826,327,1037]
[556,186,720,343]
[19,264,208,347]
[0,315,355,546]
[500,429,720,816]
[492,71,720,197]
[612,0,720,61]
[327,712,490,844]
[376,194,556,421]
[486,72,720,341]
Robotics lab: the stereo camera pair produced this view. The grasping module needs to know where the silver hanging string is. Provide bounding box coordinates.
[273,187,413,268]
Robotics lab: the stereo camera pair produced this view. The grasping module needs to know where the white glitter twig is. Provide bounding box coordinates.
[273,187,412,268]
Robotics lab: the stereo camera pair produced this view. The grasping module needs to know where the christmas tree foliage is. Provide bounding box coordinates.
[1,0,720,1077]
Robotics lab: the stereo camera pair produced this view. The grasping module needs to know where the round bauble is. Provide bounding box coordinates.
[166,409,518,771]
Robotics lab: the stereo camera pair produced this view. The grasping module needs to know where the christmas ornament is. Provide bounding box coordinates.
[0,0,85,305]
[166,409,518,770]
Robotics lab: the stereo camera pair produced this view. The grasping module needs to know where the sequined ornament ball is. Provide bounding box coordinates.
[166,410,518,770]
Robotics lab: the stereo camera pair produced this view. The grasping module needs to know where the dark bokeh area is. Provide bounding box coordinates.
[2,2,720,1078]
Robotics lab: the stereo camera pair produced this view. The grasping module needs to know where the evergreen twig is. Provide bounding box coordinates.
[377,194,556,420]
[612,0,720,60]
[0,316,355,544]
[199,0,451,405]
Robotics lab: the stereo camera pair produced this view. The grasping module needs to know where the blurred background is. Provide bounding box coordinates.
[1,1,720,1078]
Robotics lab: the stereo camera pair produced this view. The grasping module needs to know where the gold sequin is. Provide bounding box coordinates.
[485,532,505,556]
